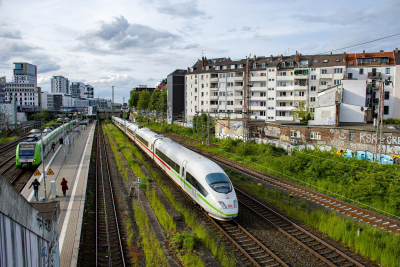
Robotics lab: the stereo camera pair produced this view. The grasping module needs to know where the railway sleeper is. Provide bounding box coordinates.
[332,257,348,264]
[325,253,340,260]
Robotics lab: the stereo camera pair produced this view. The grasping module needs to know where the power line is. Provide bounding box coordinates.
[319,32,400,54]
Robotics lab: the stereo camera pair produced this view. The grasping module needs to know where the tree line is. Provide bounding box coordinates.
[129,87,167,112]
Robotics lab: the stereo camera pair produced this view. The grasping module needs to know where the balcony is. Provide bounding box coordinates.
[234,105,243,109]
[275,115,294,121]
[294,74,308,79]
[234,76,243,81]
[294,81,308,90]
[210,77,218,82]
[234,95,243,100]
[276,86,294,91]
[276,96,292,101]
[234,86,243,91]
[294,96,307,101]
[209,86,218,91]
[209,104,218,109]
[209,95,218,100]
[368,72,381,79]
[250,105,266,111]
[251,96,267,101]
[319,85,331,91]
[250,86,266,91]
[319,73,332,79]
[275,106,293,111]
[250,76,267,82]
[276,75,293,81]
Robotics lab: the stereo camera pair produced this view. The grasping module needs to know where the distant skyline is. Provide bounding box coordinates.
[1,0,399,103]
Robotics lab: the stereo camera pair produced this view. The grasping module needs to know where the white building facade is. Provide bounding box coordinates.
[51,75,69,94]
[185,50,399,123]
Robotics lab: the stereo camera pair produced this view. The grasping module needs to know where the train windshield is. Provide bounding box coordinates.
[205,173,232,193]
[19,144,35,156]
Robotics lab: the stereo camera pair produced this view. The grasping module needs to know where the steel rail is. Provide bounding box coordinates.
[169,138,400,235]
[95,122,99,267]
[0,155,15,168]
[236,188,364,267]
[101,122,126,267]
[113,122,286,267]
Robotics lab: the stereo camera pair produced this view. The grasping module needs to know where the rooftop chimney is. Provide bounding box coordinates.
[362,50,366,57]
[343,52,346,62]
[280,54,283,61]
[270,55,273,61]
[396,48,399,54]
[380,50,384,52]
[330,52,332,55]
[202,56,205,67]
[295,51,299,63]
[253,55,256,60]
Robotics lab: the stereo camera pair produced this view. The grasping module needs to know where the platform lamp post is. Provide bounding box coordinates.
[41,130,47,201]
[124,119,126,148]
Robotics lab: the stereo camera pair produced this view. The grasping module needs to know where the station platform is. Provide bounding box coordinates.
[21,121,96,267]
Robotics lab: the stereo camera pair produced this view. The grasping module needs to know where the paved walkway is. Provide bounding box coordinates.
[21,121,96,267]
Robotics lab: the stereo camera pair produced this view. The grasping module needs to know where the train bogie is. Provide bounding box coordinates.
[112,116,238,221]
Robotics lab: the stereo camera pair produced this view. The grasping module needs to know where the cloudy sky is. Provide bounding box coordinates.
[1,0,399,103]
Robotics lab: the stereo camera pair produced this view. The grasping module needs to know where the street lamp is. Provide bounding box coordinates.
[41,130,47,201]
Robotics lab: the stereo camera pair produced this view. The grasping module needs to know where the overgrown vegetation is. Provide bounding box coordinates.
[384,118,400,124]
[227,169,400,267]
[103,123,235,267]
[0,135,18,145]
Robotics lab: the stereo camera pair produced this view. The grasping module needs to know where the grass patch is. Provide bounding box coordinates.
[227,169,400,267]
[0,135,18,145]
[104,123,235,267]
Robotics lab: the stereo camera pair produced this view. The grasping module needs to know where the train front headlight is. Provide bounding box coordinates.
[33,159,36,162]
[218,201,227,209]
[17,159,20,162]
[233,199,237,208]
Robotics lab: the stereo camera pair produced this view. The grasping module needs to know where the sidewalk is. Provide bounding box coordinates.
[21,121,96,267]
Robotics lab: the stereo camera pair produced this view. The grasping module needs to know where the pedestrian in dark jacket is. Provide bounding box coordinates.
[29,179,40,201]
[52,142,56,152]
[61,178,68,196]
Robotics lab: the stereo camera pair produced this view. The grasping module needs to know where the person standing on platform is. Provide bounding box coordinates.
[52,142,56,153]
[29,179,40,201]
[61,178,69,196]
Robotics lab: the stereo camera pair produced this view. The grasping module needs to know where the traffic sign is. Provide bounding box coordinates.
[34,169,41,176]
[137,177,141,183]
[47,168,55,175]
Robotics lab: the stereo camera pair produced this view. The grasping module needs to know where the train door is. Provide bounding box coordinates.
[181,160,188,189]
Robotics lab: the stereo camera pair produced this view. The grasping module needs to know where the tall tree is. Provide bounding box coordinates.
[161,87,167,112]
[137,90,151,110]
[148,89,161,111]
[128,91,140,108]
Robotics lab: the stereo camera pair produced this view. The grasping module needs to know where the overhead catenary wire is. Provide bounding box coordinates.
[319,32,400,54]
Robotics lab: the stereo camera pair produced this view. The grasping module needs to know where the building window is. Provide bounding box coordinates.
[348,73,353,79]
[320,81,327,85]
[334,80,341,85]
[280,72,287,76]
[261,73,266,76]
[384,106,389,115]
[219,82,226,87]
[311,86,316,91]
[386,68,390,74]
[260,92,266,97]
[321,69,328,74]
[268,78,275,81]
[227,82,233,87]
[359,69,364,75]
[268,88,275,91]
[311,75,316,80]
[262,63,266,68]
[310,132,321,140]
[334,68,343,74]
[260,111,265,116]
[268,97,274,100]
[228,73,234,77]
[349,132,356,142]
[201,101,204,105]
[310,97,316,102]
[260,101,266,106]
[384,91,390,100]
[290,130,300,138]
[219,73,226,78]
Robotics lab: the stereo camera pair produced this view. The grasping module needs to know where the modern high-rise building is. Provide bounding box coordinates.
[13,62,37,84]
[51,76,69,94]
[0,77,6,103]
[84,84,94,98]
[70,82,85,98]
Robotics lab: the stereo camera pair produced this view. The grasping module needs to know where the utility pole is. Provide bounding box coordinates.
[182,111,185,126]
[41,131,46,200]
[161,88,164,131]
[243,56,252,146]
[14,97,17,130]
[207,112,210,147]
[112,86,114,111]
[202,125,204,145]
[375,82,384,164]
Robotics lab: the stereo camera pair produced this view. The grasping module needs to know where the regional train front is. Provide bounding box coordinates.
[16,142,37,168]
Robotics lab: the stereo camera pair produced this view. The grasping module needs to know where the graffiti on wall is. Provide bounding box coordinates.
[215,120,244,139]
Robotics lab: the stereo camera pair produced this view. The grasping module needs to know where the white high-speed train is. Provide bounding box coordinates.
[112,116,238,221]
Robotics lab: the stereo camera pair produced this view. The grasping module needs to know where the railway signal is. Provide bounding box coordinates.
[137,177,141,202]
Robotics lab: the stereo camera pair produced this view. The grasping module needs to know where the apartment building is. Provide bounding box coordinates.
[4,82,40,109]
[70,82,85,98]
[185,53,346,122]
[51,75,69,94]
[185,50,399,123]
[84,84,94,98]
[345,50,396,119]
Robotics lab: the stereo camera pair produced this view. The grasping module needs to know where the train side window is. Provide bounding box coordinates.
[187,172,208,197]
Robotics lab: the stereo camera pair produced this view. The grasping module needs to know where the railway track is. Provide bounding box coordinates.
[236,188,363,267]
[96,122,126,266]
[158,131,400,235]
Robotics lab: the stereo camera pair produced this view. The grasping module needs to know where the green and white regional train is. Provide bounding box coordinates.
[16,120,77,168]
